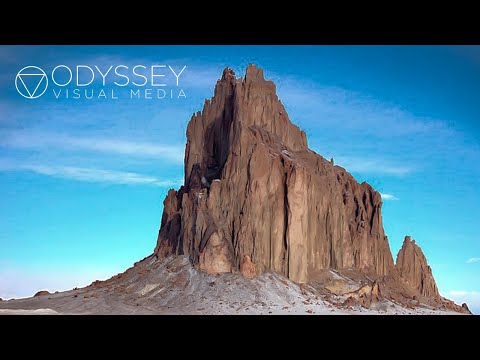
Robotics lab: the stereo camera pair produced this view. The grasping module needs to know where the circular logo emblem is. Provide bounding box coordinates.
[15,66,48,99]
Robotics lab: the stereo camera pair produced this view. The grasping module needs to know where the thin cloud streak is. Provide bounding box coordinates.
[0,160,182,187]
[335,156,414,176]
[1,131,185,164]
[466,257,480,264]
[380,193,399,201]
[273,73,453,138]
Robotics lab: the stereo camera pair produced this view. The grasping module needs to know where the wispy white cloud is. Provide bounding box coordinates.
[273,73,452,138]
[445,290,480,314]
[335,156,413,176]
[466,257,480,264]
[180,66,222,90]
[0,131,184,164]
[266,69,478,179]
[380,193,399,201]
[0,160,182,187]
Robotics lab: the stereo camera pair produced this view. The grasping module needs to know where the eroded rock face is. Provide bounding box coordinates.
[396,236,440,299]
[154,64,395,283]
[343,281,381,308]
[34,290,50,297]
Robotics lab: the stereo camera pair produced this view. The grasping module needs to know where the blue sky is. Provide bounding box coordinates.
[0,45,479,313]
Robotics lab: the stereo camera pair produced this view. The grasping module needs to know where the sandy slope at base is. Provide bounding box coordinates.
[0,256,463,315]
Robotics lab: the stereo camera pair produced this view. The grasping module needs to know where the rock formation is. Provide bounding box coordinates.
[396,236,440,299]
[34,290,50,297]
[155,64,397,283]
[0,65,470,314]
[153,64,469,311]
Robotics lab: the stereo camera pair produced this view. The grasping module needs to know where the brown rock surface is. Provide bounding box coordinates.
[240,255,257,279]
[155,64,395,282]
[343,281,382,308]
[396,236,440,299]
[439,297,472,314]
[34,290,50,297]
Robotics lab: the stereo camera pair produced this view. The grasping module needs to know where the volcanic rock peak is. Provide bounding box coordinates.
[154,65,441,305]
[396,235,440,299]
[156,64,400,283]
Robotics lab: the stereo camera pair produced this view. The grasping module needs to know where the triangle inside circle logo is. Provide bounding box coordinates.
[15,66,48,99]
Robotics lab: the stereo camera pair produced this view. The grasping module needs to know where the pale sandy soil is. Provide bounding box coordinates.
[0,256,461,315]
[0,309,58,315]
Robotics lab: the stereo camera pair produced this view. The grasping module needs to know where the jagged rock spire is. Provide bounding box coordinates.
[155,64,396,283]
[396,236,440,299]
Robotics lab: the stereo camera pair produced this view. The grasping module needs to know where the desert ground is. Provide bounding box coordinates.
[0,256,461,315]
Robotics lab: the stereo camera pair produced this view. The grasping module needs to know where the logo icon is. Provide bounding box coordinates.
[15,66,48,99]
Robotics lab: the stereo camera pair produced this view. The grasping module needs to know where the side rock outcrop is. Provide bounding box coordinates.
[396,236,440,299]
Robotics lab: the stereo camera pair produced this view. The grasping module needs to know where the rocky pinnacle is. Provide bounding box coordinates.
[154,65,438,293]
[396,236,440,299]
